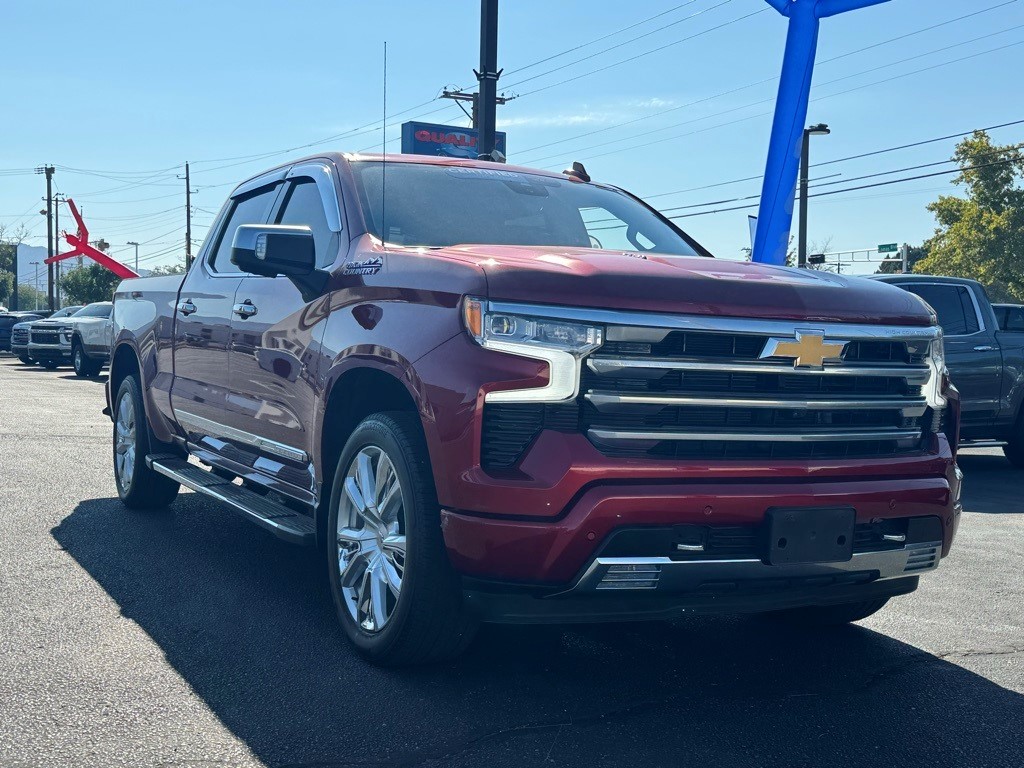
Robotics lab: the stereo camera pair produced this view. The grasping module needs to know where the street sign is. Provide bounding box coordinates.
[401,121,507,159]
[878,243,898,253]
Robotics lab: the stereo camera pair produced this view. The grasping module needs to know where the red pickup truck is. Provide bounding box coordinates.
[108,153,962,665]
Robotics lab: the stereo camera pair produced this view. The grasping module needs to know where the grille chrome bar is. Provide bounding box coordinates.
[589,428,923,444]
[586,392,929,415]
[588,357,931,383]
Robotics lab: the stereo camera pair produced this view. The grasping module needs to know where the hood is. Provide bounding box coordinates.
[439,245,934,326]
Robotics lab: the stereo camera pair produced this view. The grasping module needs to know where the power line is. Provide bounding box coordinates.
[532,37,1024,169]
[501,1,703,78]
[513,1,1018,160]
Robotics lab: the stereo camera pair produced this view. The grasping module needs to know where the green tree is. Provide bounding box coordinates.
[913,131,1024,300]
[148,263,186,276]
[61,264,123,305]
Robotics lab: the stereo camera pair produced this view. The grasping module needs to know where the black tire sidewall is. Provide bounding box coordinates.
[326,415,431,658]
[73,345,84,376]
[113,376,148,501]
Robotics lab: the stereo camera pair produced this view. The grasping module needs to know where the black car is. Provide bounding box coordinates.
[0,312,45,353]
[874,275,1024,464]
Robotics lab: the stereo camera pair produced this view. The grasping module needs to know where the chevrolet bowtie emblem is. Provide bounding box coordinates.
[760,331,848,368]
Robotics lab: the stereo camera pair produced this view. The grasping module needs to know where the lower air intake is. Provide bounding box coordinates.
[596,563,662,590]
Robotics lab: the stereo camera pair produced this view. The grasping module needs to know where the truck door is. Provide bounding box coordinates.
[225,163,344,499]
[994,305,1024,432]
[901,281,1002,435]
[170,178,283,455]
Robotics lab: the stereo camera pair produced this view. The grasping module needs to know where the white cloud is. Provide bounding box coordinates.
[497,112,618,128]
[630,97,675,109]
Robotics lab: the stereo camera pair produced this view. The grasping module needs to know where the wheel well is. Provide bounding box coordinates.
[317,368,420,541]
[109,344,141,406]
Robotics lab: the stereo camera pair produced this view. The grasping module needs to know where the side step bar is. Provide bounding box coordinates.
[147,454,316,546]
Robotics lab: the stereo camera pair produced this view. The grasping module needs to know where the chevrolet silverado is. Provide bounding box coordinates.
[107,153,962,665]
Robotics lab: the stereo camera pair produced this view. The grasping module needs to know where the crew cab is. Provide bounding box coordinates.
[875,275,1024,464]
[108,153,962,665]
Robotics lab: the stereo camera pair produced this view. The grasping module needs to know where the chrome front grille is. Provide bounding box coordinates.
[581,319,940,462]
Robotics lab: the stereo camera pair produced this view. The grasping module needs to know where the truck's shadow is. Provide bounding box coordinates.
[53,496,1023,768]
[957,451,1024,514]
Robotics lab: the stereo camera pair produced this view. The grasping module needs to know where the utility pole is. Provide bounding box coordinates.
[127,241,140,272]
[35,165,55,310]
[31,262,40,310]
[900,242,910,274]
[53,193,64,309]
[476,0,500,161]
[184,162,193,269]
[7,240,18,312]
[797,124,830,268]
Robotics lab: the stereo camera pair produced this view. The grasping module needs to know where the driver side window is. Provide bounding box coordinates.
[209,184,280,274]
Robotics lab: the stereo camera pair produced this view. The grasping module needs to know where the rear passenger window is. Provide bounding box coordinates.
[209,184,280,273]
[907,284,981,336]
[275,180,334,267]
[1005,308,1024,332]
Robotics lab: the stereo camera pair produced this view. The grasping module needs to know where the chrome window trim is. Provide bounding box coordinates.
[896,281,987,337]
[485,300,941,342]
[286,162,343,233]
[174,410,308,464]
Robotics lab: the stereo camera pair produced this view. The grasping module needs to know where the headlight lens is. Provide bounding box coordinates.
[926,331,947,409]
[60,326,73,342]
[463,297,604,402]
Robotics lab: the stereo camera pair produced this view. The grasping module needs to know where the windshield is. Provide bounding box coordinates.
[54,306,84,318]
[351,161,702,257]
[72,304,111,318]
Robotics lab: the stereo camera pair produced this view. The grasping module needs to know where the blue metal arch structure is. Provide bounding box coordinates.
[752,0,890,265]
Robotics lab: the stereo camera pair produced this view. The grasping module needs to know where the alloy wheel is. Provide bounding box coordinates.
[114,392,136,491]
[336,446,406,633]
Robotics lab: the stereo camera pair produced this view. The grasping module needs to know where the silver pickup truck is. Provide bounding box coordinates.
[28,302,112,376]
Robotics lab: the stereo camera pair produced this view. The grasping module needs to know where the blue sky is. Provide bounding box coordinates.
[2,0,1023,277]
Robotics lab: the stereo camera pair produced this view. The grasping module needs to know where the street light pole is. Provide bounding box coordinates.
[31,261,40,310]
[127,241,139,272]
[798,123,830,268]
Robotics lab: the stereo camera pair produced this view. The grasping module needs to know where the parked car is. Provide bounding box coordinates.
[1,311,45,354]
[109,153,961,665]
[27,304,104,371]
[993,303,1024,332]
[874,276,1024,463]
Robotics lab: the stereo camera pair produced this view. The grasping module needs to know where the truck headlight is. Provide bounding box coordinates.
[60,326,73,343]
[463,297,603,402]
[926,332,947,409]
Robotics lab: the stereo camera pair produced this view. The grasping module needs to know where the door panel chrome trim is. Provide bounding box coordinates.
[174,410,308,464]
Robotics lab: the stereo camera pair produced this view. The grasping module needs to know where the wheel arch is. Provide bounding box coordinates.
[316,365,424,549]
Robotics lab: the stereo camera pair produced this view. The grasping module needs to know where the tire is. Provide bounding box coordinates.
[17,355,32,365]
[73,343,101,378]
[326,412,477,665]
[113,374,180,509]
[766,597,890,626]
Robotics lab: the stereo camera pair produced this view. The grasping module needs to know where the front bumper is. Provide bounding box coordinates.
[27,343,71,362]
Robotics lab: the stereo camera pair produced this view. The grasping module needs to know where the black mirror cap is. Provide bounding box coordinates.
[231,224,316,277]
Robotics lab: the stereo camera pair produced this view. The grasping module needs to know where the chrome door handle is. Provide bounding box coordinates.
[233,301,258,319]
[177,299,197,316]
[973,345,995,352]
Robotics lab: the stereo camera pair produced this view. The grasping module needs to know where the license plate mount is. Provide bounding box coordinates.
[766,506,856,565]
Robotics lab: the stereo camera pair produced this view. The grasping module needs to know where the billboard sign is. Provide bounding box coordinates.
[401,121,507,159]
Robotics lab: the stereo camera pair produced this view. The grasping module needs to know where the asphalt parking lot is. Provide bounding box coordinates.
[0,356,1021,768]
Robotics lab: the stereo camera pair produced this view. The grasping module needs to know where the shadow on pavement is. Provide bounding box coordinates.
[957,452,1024,514]
[54,495,1024,768]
